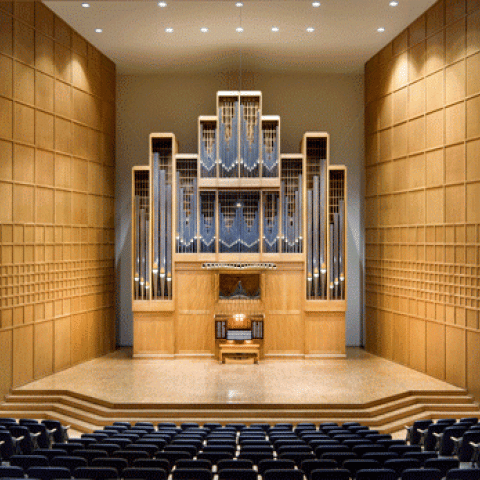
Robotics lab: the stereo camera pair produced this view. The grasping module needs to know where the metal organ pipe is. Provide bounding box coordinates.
[200,124,216,177]
[339,198,345,299]
[333,212,339,299]
[166,183,172,298]
[262,126,279,178]
[159,170,166,297]
[241,106,260,177]
[135,196,140,298]
[219,101,238,177]
[152,154,159,298]
[313,176,319,296]
[319,165,326,298]
[307,190,313,298]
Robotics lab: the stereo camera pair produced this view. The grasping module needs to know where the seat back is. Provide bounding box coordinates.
[51,456,88,473]
[218,469,257,480]
[172,467,212,480]
[263,468,304,480]
[27,466,71,480]
[123,466,168,480]
[74,466,119,479]
[401,468,442,480]
[446,468,480,480]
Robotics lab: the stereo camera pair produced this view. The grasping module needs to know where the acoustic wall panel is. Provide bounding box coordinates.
[365,0,480,398]
[0,1,116,400]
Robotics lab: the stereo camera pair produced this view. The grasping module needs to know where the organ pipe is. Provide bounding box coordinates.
[166,183,172,298]
[159,169,166,298]
[134,196,140,298]
[240,106,260,177]
[219,101,238,177]
[307,190,313,298]
[200,124,216,177]
[339,199,345,299]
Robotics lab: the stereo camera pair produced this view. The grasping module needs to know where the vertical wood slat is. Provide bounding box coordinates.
[365,0,480,398]
[0,1,116,400]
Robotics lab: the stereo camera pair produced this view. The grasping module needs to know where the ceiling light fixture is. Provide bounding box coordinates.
[165,27,173,33]
[389,0,398,5]
[201,27,209,33]
[158,1,167,6]
[312,2,321,7]
[236,2,243,7]
[95,28,102,33]
[81,3,90,7]
[236,26,244,32]
[271,26,279,32]
[377,27,385,32]
[306,27,315,32]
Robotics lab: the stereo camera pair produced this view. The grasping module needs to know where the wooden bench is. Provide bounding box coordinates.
[219,343,260,364]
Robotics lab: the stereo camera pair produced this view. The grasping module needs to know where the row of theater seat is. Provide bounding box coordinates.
[1,417,479,480]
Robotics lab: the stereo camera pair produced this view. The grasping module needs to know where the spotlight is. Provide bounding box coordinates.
[377,27,385,32]
[236,26,244,32]
[95,28,102,33]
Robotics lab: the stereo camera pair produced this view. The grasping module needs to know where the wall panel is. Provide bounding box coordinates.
[365,0,480,401]
[0,1,116,400]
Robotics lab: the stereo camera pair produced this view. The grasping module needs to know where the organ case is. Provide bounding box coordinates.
[132,91,347,358]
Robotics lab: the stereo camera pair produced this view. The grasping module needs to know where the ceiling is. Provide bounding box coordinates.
[45,0,438,75]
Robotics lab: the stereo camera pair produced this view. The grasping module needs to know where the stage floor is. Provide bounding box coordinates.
[15,347,462,405]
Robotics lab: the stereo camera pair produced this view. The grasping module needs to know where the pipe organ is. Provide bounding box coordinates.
[132,91,348,359]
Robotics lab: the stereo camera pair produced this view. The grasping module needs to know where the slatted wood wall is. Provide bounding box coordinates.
[0,1,116,400]
[365,0,480,400]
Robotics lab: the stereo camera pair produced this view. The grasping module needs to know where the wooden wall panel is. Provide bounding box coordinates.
[264,314,304,355]
[366,0,480,401]
[305,313,346,355]
[0,1,116,399]
[134,313,175,356]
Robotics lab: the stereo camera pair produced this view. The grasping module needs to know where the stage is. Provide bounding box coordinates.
[1,348,479,434]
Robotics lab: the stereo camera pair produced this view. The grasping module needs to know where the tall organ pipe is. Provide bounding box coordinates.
[339,198,345,299]
[307,190,313,298]
[298,174,303,253]
[329,222,334,298]
[166,183,172,298]
[139,209,146,299]
[135,196,140,298]
[219,101,238,177]
[319,165,326,298]
[333,212,339,299]
[313,176,319,296]
[152,154,159,298]
[160,170,166,297]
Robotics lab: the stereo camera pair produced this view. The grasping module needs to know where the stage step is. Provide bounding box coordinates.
[2,388,479,435]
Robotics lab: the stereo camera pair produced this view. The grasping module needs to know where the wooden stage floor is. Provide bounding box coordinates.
[2,348,479,433]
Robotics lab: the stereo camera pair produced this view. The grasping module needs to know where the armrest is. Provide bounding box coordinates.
[417,429,427,434]
[470,442,480,449]
[64,425,71,431]
[14,435,25,443]
[433,432,442,438]
[0,440,4,446]
[31,432,41,438]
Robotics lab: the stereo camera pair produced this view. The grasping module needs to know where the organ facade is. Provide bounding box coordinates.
[132,91,347,360]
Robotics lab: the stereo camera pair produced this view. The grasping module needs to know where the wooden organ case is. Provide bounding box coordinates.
[132,91,347,359]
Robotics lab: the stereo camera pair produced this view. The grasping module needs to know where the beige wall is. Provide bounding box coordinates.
[0,1,116,400]
[365,0,480,400]
[116,70,365,347]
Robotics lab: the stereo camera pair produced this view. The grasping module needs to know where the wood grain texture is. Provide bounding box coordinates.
[365,0,480,401]
[0,2,116,400]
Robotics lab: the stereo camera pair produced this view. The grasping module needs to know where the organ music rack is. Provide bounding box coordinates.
[132,90,347,359]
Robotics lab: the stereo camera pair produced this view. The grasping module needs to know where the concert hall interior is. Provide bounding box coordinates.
[1,0,480,440]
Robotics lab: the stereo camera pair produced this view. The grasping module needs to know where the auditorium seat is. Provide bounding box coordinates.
[238,450,274,464]
[10,454,48,469]
[197,450,234,464]
[172,468,212,480]
[310,469,350,480]
[218,469,257,480]
[175,459,213,471]
[0,466,24,478]
[216,459,254,471]
[355,468,397,480]
[156,450,192,468]
[424,458,460,478]
[91,457,129,474]
[53,442,85,454]
[263,468,304,480]
[419,422,452,451]
[27,466,71,480]
[433,425,468,455]
[9,426,40,454]
[446,468,480,480]
[400,468,443,480]
[404,450,437,466]
[73,449,109,465]
[300,459,338,480]
[41,421,69,444]
[90,443,122,456]
[361,452,399,465]
[132,458,170,471]
[34,449,67,462]
[342,458,381,477]
[405,420,433,445]
[74,466,119,479]
[164,444,198,456]
[383,458,421,476]
[51,456,88,474]
[125,442,159,457]
[257,458,296,476]
[123,466,168,480]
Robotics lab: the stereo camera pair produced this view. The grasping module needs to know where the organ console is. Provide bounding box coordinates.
[132,90,347,360]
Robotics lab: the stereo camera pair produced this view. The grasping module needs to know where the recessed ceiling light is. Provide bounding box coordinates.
[165,27,173,33]
[158,1,167,6]
[306,27,315,32]
[312,2,321,7]
[81,3,90,7]
[95,28,102,33]
[377,27,385,32]
[236,26,244,32]
[236,2,244,7]
[271,27,279,32]
[389,0,398,5]
[201,27,209,33]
